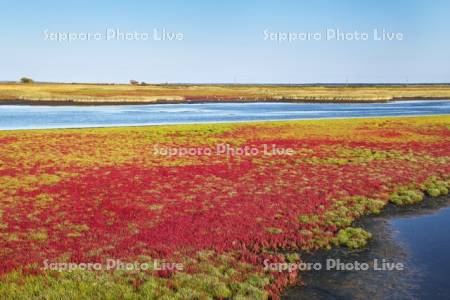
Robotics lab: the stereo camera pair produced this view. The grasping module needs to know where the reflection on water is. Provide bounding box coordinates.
[283,197,450,300]
[0,100,449,130]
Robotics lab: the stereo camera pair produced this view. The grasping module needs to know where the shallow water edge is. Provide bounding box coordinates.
[282,195,450,300]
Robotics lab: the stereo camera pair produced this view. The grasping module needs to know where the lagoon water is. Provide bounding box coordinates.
[390,206,450,299]
[0,100,449,130]
[283,198,450,300]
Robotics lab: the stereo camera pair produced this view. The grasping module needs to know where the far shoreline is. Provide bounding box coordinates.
[1,83,450,105]
[1,97,450,106]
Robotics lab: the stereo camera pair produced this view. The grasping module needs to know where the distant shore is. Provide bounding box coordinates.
[1,83,450,105]
[1,97,450,106]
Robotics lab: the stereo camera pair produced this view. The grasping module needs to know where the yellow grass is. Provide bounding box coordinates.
[0,83,450,103]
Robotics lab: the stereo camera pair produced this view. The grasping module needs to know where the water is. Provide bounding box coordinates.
[390,206,450,299]
[283,197,450,300]
[0,100,449,130]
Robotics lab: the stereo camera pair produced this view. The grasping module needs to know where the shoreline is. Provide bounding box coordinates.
[1,96,450,106]
[283,194,450,299]
[2,83,450,106]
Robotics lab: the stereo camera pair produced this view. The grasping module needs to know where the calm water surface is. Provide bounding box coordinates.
[389,206,450,299]
[0,100,449,130]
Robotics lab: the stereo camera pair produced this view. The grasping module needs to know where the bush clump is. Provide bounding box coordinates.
[335,227,372,249]
[389,177,450,206]
[323,207,352,227]
[421,177,449,197]
[20,77,34,83]
[297,214,320,225]
[323,196,386,228]
[390,188,424,205]
[363,198,386,214]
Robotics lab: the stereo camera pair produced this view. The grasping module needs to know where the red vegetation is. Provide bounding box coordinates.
[0,116,449,297]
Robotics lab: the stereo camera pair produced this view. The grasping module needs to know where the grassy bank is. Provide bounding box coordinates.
[0,116,449,299]
[1,83,450,104]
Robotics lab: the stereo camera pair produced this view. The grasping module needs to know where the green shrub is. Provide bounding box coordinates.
[364,198,386,214]
[335,227,372,249]
[421,177,450,197]
[427,188,441,197]
[20,77,34,83]
[323,208,352,227]
[297,214,320,224]
[390,188,424,205]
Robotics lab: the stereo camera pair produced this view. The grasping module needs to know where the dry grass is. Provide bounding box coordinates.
[1,83,450,104]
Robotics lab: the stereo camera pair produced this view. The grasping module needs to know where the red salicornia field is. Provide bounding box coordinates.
[0,116,449,299]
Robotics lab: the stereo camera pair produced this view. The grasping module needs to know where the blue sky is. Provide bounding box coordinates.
[0,0,449,83]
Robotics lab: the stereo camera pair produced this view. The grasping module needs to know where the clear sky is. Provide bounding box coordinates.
[0,0,449,83]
